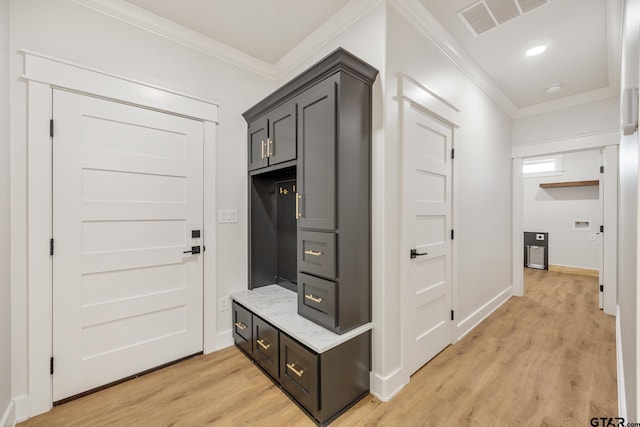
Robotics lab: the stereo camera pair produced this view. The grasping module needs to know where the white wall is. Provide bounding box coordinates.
[9,0,274,415]
[523,150,602,270]
[618,0,639,420]
[512,96,619,146]
[1,0,13,425]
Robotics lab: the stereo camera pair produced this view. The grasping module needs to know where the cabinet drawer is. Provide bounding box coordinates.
[253,315,279,379]
[298,273,337,329]
[232,302,252,355]
[280,334,318,415]
[298,231,335,279]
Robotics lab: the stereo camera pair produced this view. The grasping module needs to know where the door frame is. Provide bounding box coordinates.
[395,73,460,379]
[22,50,219,417]
[511,132,619,314]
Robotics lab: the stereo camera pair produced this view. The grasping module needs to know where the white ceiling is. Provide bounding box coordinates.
[422,0,614,108]
[121,0,619,112]
[123,0,352,64]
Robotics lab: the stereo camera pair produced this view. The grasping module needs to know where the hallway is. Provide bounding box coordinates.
[19,269,616,426]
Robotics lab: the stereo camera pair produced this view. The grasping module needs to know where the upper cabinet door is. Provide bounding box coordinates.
[267,103,296,166]
[248,116,269,171]
[297,75,337,231]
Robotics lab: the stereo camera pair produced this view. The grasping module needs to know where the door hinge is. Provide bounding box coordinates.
[50,238,54,256]
[451,148,455,159]
[50,119,54,138]
[451,310,455,321]
[600,166,604,173]
[451,230,455,240]
[50,357,54,375]
[600,285,604,292]
[600,225,604,233]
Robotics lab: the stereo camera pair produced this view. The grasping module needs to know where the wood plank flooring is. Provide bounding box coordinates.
[20,269,616,426]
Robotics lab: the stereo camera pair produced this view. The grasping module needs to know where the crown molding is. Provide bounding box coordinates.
[274,0,385,82]
[513,86,618,119]
[606,0,623,91]
[388,0,518,118]
[71,0,622,121]
[71,0,278,80]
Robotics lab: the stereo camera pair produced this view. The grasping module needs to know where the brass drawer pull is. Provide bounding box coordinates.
[257,339,270,351]
[261,140,265,159]
[267,138,272,157]
[304,250,323,257]
[305,294,323,304]
[287,362,304,378]
[234,322,247,331]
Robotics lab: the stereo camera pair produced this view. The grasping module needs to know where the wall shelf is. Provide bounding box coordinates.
[539,180,599,189]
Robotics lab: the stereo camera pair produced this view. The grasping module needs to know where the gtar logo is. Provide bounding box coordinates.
[590,418,625,427]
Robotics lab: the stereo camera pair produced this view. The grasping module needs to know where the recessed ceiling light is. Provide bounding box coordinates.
[526,45,547,57]
[546,84,562,94]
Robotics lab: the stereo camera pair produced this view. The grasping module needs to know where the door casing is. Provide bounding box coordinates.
[23,51,219,417]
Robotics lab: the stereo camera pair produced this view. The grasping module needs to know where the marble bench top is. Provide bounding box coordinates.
[231,284,373,353]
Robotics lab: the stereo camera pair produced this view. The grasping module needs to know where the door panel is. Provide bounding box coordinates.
[297,75,337,231]
[52,89,204,401]
[403,103,453,376]
[268,103,296,165]
[249,116,268,170]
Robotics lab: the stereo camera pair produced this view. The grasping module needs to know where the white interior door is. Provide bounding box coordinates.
[402,103,453,376]
[52,89,204,401]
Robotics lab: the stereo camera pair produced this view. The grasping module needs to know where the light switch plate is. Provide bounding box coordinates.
[218,209,238,223]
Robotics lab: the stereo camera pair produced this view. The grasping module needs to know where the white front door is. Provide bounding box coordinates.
[402,103,454,376]
[52,89,204,401]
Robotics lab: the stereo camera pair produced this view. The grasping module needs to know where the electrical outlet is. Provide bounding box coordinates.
[218,296,229,312]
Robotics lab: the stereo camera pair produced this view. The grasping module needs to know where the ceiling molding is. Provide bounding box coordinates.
[606,0,623,91]
[274,0,385,82]
[71,0,278,80]
[70,0,622,121]
[513,86,619,119]
[388,0,519,117]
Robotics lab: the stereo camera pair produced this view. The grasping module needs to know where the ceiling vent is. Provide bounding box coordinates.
[459,0,553,37]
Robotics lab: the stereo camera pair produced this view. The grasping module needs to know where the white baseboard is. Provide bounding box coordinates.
[369,367,408,402]
[13,395,28,423]
[212,330,234,352]
[616,305,627,420]
[455,286,512,341]
[1,400,15,427]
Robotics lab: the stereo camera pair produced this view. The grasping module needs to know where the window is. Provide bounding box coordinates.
[522,156,563,178]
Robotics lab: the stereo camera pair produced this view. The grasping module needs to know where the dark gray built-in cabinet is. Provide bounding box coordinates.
[237,48,378,426]
[244,48,378,334]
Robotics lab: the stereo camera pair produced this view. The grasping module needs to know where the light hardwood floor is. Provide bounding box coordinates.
[20,269,617,426]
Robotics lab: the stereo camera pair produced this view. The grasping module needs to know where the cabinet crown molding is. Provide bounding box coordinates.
[243,48,379,123]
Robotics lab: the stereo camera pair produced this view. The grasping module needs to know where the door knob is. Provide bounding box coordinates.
[410,249,428,259]
[183,246,201,254]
